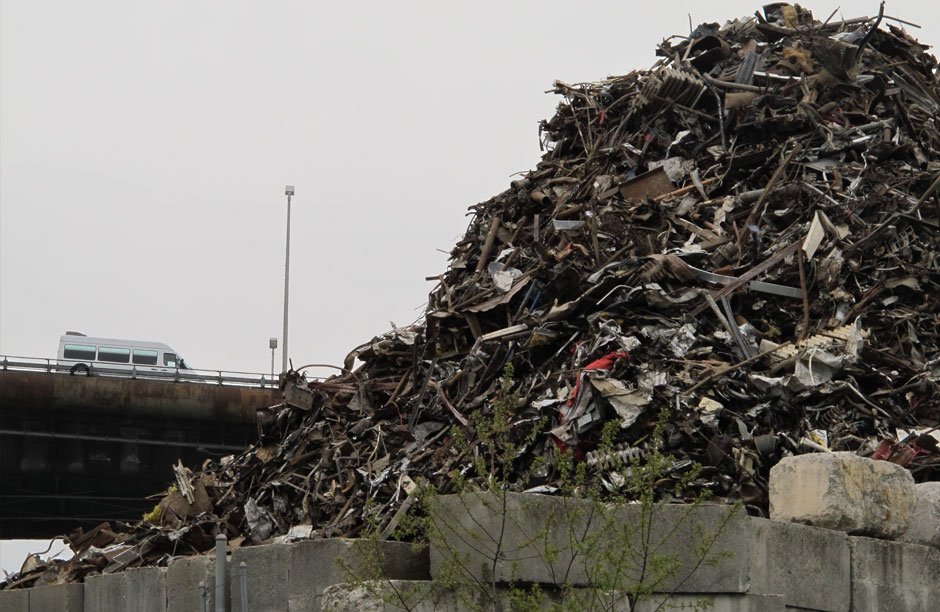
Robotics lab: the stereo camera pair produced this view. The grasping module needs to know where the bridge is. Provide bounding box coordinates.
[0,359,280,539]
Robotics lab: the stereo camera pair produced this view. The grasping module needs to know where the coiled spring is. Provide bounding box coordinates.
[585,444,645,470]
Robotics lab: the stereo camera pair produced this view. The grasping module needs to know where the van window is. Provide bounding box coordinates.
[133,349,158,365]
[163,353,179,368]
[63,344,96,360]
[99,347,131,363]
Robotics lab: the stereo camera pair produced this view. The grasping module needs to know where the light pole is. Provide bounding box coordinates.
[282,185,294,373]
[269,337,278,380]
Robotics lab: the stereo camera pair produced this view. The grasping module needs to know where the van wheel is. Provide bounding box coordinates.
[70,364,90,376]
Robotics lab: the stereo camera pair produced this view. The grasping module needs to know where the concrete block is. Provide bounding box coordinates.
[849,536,940,612]
[165,556,216,612]
[0,589,29,612]
[83,573,124,612]
[26,583,83,612]
[747,517,850,612]
[320,581,786,612]
[231,543,290,612]
[899,482,940,548]
[287,538,429,612]
[125,567,167,612]
[429,492,747,593]
[769,452,916,539]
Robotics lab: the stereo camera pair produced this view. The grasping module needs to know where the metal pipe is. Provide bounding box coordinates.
[198,580,207,612]
[239,561,249,612]
[215,534,227,612]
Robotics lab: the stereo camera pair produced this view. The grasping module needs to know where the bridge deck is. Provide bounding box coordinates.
[0,371,279,538]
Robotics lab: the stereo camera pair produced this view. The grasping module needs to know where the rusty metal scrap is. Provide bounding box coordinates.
[6,2,940,590]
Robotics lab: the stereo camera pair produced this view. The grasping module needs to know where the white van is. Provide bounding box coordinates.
[57,331,192,376]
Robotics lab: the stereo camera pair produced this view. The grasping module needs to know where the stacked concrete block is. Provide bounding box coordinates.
[165,556,215,612]
[319,581,787,612]
[82,567,167,612]
[769,452,916,538]
[0,589,29,612]
[125,567,167,612]
[849,536,940,612]
[25,583,83,612]
[83,573,125,611]
[286,538,429,612]
[429,492,748,594]
[746,518,851,612]
[899,482,940,548]
[230,543,290,612]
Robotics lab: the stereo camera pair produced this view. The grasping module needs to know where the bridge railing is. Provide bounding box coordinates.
[0,355,281,389]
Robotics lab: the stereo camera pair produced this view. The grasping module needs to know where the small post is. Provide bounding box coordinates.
[239,561,249,612]
[215,534,227,612]
[198,580,207,612]
[269,338,277,384]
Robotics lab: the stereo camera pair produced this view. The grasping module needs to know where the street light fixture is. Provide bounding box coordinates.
[282,185,294,373]
[269,337,278,381]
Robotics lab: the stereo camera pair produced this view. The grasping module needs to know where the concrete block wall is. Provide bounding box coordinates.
[1,496,937,611]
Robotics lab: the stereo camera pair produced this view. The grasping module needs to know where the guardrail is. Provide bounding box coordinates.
[0,355,280,389]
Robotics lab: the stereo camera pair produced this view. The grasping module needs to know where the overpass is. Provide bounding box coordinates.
[0,365,280,539]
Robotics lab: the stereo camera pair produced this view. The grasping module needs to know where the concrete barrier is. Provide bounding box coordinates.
[26,583,83,612]
[746,517,850,612]
[2,504,938,611]
[429,492,748,593]
[319,581,788,612]
[849,536,940,612]
[0,589,29,611]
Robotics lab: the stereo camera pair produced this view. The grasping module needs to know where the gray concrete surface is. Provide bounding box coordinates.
[231,543,290,612]
[125,567,167,612]
[3,506,939,612]
[430,492,748,593]
[899,481,940,548]
[287,538,429,612]
[165,556,216,612]
[320,581,787,612]
[26,583,83,612]
[849,536,940,612]
[83,572,124,612]
[0,589,29,612]
[747,517,850,612]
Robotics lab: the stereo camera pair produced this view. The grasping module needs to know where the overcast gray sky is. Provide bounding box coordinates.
[2,0,938,572]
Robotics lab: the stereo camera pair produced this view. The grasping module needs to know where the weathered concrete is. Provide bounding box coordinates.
[125,567,167,612]
[849,536,940,612]
[769,452,916,539]
[26,583,83,612]
[899,481,940,548]
[0,589,29,612]
[83,572,125,611]
[287,538,430,612]
[746,517,850,612]
[320,581,787,612]
[430,492,747,593]
[231,543,290,612]
[165,556,216,612]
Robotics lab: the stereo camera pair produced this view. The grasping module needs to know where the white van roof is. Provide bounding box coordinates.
[59,333,176,352]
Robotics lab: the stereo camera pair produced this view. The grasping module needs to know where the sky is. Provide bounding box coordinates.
[2,0,939,576]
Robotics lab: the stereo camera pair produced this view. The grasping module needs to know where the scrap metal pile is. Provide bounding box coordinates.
[6,2,940,588]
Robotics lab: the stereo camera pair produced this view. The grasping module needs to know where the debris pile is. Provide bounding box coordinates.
[6,2,940,589]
